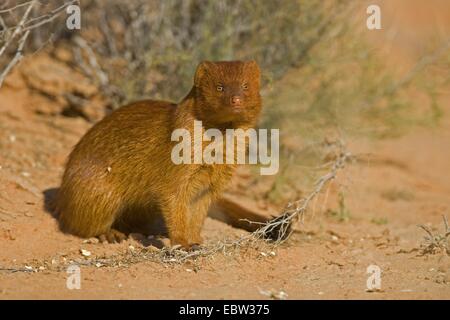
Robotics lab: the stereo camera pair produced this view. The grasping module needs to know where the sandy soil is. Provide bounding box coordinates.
[0,1,449,299]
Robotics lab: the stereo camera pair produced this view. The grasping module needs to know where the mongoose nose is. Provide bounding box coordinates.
[231,96,241,106]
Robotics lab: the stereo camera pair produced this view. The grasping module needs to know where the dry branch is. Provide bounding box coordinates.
[250,140,352,242]
[0,0,35,58]
[73,36,109,87]
[0,0,78,89]
[21,0,78,33]
[0,29,29,87]
[0,1,35,14]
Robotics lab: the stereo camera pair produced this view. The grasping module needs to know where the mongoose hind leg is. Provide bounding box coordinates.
[98,229,127,243]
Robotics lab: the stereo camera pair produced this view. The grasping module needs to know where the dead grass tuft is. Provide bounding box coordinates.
[418,216,450,256]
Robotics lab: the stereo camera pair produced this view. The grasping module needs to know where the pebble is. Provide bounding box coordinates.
[80,249,91,257]
[83,238,99,244]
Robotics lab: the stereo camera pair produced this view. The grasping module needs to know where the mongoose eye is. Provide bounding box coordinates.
[216,85,224,92]
[242,83,249,90]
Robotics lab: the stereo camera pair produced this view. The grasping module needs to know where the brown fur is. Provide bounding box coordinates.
[56,60,262,248]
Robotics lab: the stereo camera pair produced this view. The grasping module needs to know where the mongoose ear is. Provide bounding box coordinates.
[194,61,214,86]
[245,60,261,85]
[245,60,260,74]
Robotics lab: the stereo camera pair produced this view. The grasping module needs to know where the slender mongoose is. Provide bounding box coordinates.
[56,61,262,249]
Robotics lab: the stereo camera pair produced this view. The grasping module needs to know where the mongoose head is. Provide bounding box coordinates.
[193,60,262,129]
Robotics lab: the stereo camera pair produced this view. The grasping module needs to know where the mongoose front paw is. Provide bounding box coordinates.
[98,229,127,243]
[171,243,202,252]
[188,243,202,252]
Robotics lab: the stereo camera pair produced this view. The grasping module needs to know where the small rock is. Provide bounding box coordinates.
[259,289,288,300]
[276,291,288,300]
[87,238,99,244]
[80,249,91,257]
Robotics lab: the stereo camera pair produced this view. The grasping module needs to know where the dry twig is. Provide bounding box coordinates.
[0,29,29,87]
[0,0,78,88]
[0,0,35,58]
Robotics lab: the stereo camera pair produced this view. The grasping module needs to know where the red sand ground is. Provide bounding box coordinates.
[0,1,449,299]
